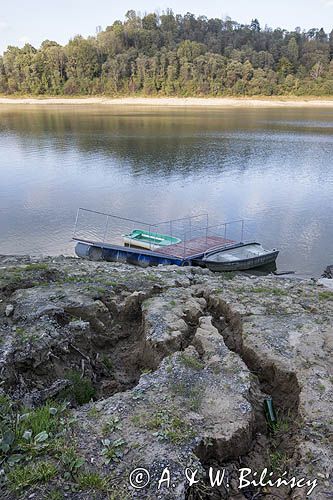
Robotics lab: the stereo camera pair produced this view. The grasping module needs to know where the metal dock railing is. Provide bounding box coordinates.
[73,208,247,259]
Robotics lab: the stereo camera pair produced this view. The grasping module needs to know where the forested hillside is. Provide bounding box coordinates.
[1,10,333,96]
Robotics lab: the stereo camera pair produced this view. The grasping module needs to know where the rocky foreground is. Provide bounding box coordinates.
[0,255,332,500]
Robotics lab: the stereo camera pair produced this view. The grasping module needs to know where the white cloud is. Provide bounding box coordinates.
[323,0,333,6]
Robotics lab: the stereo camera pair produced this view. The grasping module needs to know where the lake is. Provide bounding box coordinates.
[0,104,332,276]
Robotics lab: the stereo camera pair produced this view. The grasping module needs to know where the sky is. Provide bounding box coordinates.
[1,0,333,54]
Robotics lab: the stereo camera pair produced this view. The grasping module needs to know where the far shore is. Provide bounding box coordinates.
[1,96,333,107]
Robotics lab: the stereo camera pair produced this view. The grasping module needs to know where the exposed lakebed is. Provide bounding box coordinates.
[0,255,332,498]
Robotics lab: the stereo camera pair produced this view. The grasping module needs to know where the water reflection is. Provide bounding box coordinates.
[0,105,332,276]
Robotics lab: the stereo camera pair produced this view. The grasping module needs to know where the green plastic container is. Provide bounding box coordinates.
[264,397,277,427]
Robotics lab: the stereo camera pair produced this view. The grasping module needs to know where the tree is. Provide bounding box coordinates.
[250,19,261,32]
[329,30,333,59]
[287,38,299,65]
[316,28,327,43]
[310,62,324,79]
[0,10,333,97]
[277,57,294,77]
[142,13,158,31]
[125,10,141,29]
[36,41,66,94]
[0,56,7,92]
[177,40,205,62]
[65,36,99,85]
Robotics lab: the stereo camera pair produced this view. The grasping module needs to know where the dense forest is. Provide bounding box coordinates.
[1,10,333,96]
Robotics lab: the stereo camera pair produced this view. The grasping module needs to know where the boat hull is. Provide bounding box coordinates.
[202,242,279,272]
[204,251,279,272]
[123,230,181,250]
[123,238,160,250]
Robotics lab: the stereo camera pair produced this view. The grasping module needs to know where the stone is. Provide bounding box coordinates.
[5,304,14,317]
[322,265,333,279]
[318,278,333,290]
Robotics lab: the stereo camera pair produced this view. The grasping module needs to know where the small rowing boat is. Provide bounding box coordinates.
[123,229,181,250]
[202,242,279,272]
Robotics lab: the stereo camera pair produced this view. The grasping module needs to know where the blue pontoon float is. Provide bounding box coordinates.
[73,208,245,268]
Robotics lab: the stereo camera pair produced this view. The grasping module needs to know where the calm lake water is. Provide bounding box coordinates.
[0,105,332,276]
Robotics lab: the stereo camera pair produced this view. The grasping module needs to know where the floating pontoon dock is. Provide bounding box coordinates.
[73,208,246,267]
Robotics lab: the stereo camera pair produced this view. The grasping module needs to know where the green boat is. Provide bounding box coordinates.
[123,229,181,250]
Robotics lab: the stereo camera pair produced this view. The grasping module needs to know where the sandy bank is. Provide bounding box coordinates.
[1,96,333,107]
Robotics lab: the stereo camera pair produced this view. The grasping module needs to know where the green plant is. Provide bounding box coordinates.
[87,406,99,418]
[102,416,122,436]
[131,414,145,426]
[145,273,159,282]
[77,471,109,490]
[141,367,152,375]
[272,415,291,434]
[272,289,288,296]
[251,287,287,295]
[94,286,107,294]
[62,370,96,405]
[0,398,68,465]
[170,381,188,397]
[60,446,85,478]
[15,327,26,335]
[47,490,64,500]
[212,365,222,374]
[14,327,41,345]
[169,378,204,410]
[101,356,114,373]
[188,387,204,411]
[318,382,326,393]
[146,409,195,444]
[318,291,333,301]
[142,298,155,312]
[221,272,236,280]
[179,353,204,370]
[269,450,288,473]
[8,461,57,491]
[24,263,49,271]
[47,437,69,457]
[16,403,63,438]
[101,438,126,464]
[103,280,118,287]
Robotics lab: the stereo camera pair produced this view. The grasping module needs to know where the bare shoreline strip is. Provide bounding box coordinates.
[1,96,333,107]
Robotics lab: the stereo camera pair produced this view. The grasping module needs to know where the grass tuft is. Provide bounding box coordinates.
[61,370,96,405]
[318,291,333,301]
[8,461,57,491]
[24,263,49,271]
[179,353,204,370]
[146,409,195,444]
[77,471,109,491]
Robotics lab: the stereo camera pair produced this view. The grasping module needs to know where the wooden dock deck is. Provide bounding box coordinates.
[155,236,235,259]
